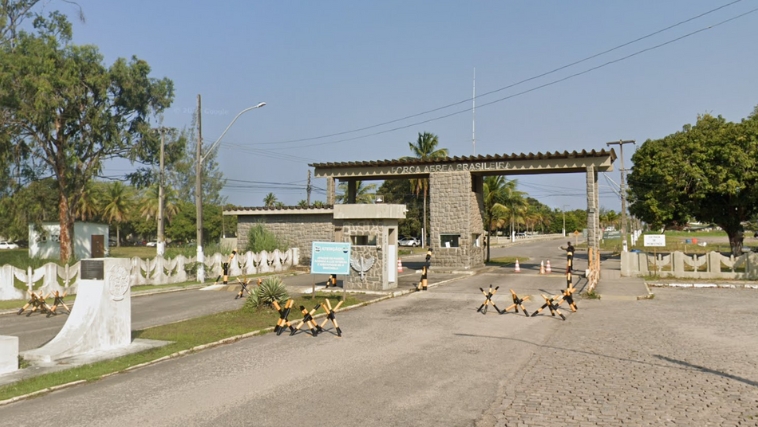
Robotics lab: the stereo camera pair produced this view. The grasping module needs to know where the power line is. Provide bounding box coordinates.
[251,0,748,148]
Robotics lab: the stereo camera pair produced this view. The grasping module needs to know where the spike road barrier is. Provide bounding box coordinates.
[17,291,52,317]
[47,290,70,316]
[291,304,323,336]
[319,299,344,337]
[531,294,566,320]
[272,299,295,336]
[556,284,578,312]
[503,289,531,317]
[476,285,503,315]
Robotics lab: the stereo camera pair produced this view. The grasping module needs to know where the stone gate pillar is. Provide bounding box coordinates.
[429,171,485,269]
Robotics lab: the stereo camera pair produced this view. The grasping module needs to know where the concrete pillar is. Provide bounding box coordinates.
[347,180,357,204]
[326,177,335,206]
[586,165,599,250]
[0,336,18,375]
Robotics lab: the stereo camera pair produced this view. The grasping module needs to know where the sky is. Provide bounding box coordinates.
[50,0,758,211]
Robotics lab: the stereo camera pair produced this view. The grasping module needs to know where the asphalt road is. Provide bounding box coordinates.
[0,266,575,427]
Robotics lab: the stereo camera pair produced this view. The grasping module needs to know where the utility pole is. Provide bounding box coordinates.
[157,127,167,256]
[196,95,204,282]
[606,139,635,252]
[306,170,312,206]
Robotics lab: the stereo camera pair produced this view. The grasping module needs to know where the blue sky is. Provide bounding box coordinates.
[57,0,758,211]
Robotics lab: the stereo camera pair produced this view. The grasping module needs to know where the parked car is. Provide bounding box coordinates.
[0,241,19,250]
[146,241,158,247]
[398,237,421,247]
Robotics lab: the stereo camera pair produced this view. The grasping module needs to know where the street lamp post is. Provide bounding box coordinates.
[157,127,167,256]
[561,204,569,237]
[195,96,266,283]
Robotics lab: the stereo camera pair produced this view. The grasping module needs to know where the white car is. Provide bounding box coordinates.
[0,241,19,250]
[398,237,420,247]
[146,241,158,247]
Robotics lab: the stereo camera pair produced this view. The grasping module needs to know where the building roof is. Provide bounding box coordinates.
[224,206,334,216]
[309,149,616,168]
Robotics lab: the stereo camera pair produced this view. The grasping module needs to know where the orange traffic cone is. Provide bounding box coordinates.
[514,259,521,273]
[546,260,552,274]
[540,260,546,275]
[397,259,403,273]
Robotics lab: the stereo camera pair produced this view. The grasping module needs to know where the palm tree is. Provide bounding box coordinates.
[100,182,134,247]
[483,176,510,262]
[263,193,278,208]
[405,132,448,247]
[335,180,378,204]
[75,181,101,221]
[138,184,179,222]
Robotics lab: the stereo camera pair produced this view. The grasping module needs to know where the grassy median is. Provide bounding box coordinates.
[0,292,369,402]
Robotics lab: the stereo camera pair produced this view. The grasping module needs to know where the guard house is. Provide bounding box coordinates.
[29,222,109,260]
[311,149,615,270]
[226,204,407,291]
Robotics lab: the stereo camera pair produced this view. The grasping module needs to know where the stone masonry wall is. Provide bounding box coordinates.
[341,220,386,290]
[237,214,333,263]
[430,171,477,269]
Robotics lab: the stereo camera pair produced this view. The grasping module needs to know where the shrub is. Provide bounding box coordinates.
[244,276,289,311]
[245,223,287,253]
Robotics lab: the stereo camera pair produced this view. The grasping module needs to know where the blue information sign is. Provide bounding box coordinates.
[310,242,351,275]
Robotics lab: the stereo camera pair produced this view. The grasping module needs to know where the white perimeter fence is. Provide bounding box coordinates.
[0,248,300,301]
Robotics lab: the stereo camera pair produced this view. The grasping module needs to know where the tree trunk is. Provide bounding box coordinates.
[57,183,73,263]
[486,229,491,262]
[116,225,121,248]
[726,228,744,257]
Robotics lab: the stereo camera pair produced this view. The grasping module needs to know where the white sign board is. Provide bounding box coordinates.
[310,242,351,275]
[643,234,666,247]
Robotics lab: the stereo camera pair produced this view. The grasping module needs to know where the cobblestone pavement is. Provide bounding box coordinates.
[478,287,758,426]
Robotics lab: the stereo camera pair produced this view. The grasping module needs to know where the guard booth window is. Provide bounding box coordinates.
[440,234,460,248]
[351,235,376,246]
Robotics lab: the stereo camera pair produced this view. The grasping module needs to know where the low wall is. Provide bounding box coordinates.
[621,250,758,279]
[0,248,300,301]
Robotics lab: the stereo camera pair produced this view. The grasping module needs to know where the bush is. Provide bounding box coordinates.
[244,276,289,311]
[245,223,287,253]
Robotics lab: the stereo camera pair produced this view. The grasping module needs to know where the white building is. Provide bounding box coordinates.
[29,222,110,260]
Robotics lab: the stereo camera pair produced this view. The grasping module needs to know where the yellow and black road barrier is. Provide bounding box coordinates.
[556,284,578,312]
[503,289,531,317]
[215,250,237,284]
[291,304,323,336]
[17,291,52,316]
[326,274,338,288]
[235,277,251,300]
[319,299,344,337]
[476,285,503,315]
[531,294,566,320]
[417,265,429,291]
[272,299,295,335]
[47,290,70,316]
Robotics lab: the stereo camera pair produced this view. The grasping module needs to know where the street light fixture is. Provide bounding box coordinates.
[195,97,266,283]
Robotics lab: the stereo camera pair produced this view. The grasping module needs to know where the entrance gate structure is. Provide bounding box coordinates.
[312,149,616,276]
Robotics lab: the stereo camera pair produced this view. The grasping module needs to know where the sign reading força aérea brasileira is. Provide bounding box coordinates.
[311,242,351,275]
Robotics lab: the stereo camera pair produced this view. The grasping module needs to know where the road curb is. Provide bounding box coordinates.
[0,274,468,406]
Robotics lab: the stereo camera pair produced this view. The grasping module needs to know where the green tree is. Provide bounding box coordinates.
[483,176,510,262]
[0,12,174,261]
[164,124,224,205]
[0,177,58,240]
[628,111,758,255]
[377,178,423,238]
[100,182,134,247]
[263,193,278,207]
[335,180,378,204]
[405,132,448,246]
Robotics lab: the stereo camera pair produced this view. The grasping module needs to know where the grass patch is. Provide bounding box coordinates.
[0,292,368,402]
[582,290,601,300]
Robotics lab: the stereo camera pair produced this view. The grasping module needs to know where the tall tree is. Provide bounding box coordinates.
[405,132,448,247]
[165,124,225,205]
[628,111,758,255]
[0,12,174,261]
[483,176,510,262]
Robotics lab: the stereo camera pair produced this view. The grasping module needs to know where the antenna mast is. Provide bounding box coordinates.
[472,68,476,156]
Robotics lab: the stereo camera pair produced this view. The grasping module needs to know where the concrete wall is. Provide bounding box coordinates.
[237,213,333,263]
[621,250,758,279]
[341,219,392,290]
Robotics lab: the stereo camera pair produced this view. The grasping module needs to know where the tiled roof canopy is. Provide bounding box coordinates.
[310,149,616,179]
